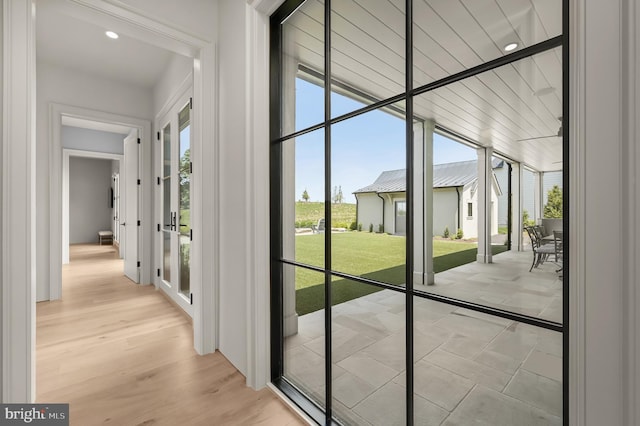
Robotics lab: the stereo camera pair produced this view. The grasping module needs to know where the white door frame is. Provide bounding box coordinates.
[2,0,218,401]
[50,104,149,300]
[62,148,124,266]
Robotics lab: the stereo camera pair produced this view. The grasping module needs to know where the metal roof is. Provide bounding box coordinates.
[354,159,499,194]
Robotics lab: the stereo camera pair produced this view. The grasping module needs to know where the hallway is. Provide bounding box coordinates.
[36,244,304,426]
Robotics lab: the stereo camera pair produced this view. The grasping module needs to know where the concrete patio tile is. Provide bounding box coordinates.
[333,399,372,426]
[333,310,403,341]
[474,348,522,375]
[412,304,451,324]
[532,327,563,358]
[284,345,326,391]
[434,312,507,342]
[360,330,406,372]
[374,292,407,308]
[353,381,448,426]
[425,349,512,392]
[306,326,376,362]
[346,297,394,314]
[504,370,562,417]
[485,324,538,362]
[352,382,407,426]
[522,350,563,382]
[333,371,378,408]
[411,360,474,411]
[284,330,313,350]
[452,307,512,327]
[439,333,488,359]
[539,296,563,324]
[443,386,562,426]
[394,360,474,412]
[337,353,400,388]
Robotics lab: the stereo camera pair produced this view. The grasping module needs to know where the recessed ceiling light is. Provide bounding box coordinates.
[105,31,119,40]
[504,42,518,52]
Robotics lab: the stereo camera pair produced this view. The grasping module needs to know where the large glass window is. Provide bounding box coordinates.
[271,1,567,425]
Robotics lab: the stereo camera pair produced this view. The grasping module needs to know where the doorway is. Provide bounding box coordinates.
[53,110,149,300]
[2,0,218,402]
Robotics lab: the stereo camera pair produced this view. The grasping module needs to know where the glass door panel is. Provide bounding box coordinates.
[178,104,191,297]
[162,123,173,285]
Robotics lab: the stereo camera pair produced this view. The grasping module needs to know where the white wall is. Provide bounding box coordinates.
[356,193,383,232]
[433,188,459,237]
[62,126,125,155]
[69,157,113,244]
[152,54,193,115]
[494,164,509,226]
[36,60,153,301]
[383,193,403,234]
[522,168,536,222]
[217,0,249,376]
[115,0,217,43]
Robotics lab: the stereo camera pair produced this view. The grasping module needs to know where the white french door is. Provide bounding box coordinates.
[112,172,121,246]
[159,94,193,316]
[123,129,140,283]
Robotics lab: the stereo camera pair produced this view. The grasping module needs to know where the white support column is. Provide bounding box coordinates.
[511,162,523,251]
[413,120,435,285]
[192,42,217,355]
[2,0,36,402]
[533,170,542,223]
[245,3,274,389]
[476,147,493,263]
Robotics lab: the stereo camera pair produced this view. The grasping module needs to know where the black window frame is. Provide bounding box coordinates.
[270,1,570,424]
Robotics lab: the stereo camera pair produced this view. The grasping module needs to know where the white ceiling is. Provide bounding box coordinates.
[285,0,563,171]
[35,0,179,89]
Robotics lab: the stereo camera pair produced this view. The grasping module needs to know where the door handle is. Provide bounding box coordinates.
[121,222,126,226]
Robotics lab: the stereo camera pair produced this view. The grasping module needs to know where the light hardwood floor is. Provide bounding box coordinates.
[37,244,306,426]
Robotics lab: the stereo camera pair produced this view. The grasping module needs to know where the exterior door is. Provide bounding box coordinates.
[123,130,139,282]
[159,95,192,315]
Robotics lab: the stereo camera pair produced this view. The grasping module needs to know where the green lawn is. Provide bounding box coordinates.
[295,201,356,229]
[294,232,507,315]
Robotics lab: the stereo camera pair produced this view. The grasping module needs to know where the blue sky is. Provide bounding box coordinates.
[294,78,476,203]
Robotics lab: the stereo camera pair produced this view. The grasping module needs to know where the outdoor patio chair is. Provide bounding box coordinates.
[311,218,325,234]
[534,225,553,245]
[525,226,556,272]
[553,230,564,273]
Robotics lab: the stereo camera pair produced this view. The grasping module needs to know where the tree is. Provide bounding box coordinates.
[179,148,191,210]
[331,185,344,204]
[302,189,310,202]
[522,209,535,227]
[543,185,563,218]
